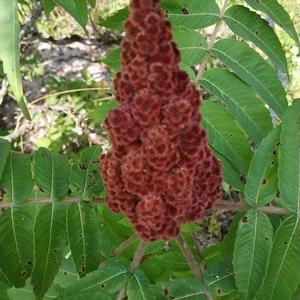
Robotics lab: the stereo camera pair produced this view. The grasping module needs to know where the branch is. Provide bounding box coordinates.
[197,0,228,80]
[213,200,290,216]
[0,197,105,209]
[0,197,293,216]
[112,233,137,257]
[116,240,148,300]
[176,235,213,300]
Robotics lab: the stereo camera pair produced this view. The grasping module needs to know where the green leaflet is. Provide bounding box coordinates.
[31,203,67,300]
[42,0,55,14]
[0,0,30,120]
[245,126,281,207]
[33,148,70,203]
[67,203,104,277]
[163,278,206,299]
[57,259,128,298]
[278,100,300,213]
[201,68,273,143]
[205,258,236,297]
[0,139,10,180]
[201,100,252,175]
[102,47,121,73]
[211,39,288,118]
[90,100,118,125]
[212,148,245,191]
[233,210,273,300]
[172,26,207,66]
[70,145,103,201]
[258,216,300,300]
[224,5,287,73]
[161,0,220,29]
[0,151,33,205]
[245,0,299,44]
[0,207,34,288]
[100,7,129,32]
[54,0,88,30]
[127,269,166,300]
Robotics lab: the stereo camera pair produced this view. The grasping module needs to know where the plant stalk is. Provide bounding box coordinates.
[176,235,213,300]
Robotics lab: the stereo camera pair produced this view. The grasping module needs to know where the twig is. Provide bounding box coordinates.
[112,233,137,257]
[176,235,213,300]
[197,0,228,80]
[116,240,148,300]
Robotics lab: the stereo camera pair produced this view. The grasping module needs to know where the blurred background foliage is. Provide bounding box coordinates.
[0,0,299,157]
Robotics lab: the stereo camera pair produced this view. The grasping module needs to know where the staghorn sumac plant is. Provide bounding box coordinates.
[0,0,300,300]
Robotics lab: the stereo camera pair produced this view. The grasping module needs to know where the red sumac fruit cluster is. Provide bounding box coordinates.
[101,0,222,241]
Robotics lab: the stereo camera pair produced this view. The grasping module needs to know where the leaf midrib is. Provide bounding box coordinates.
[79,270,127,294]
[40,204,55,294]
[78,203,87,274]
[244,212,258,298]
[133,273,146,300]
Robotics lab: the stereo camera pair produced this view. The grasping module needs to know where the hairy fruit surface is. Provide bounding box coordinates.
[101,0,222,241]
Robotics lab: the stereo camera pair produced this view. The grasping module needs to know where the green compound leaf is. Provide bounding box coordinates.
[0,206,34,288]
[233,210,273,300]
[244,0,299,44]
[211,39,288,118]
[278,100,300,213]
[33,148,70,203]
[57,259,128,298]
[202,100,252,175]
[0,139,10,181]
[100,7,129,32]
[0,151,33,205]
[258,215,300,300]
[31,203,67,300]
[161,0,220,29]
[0,0,31,120]
[245,126,281,207]
[67,203,104,277]
[201,68,273,143]
[172,26,207,66]
[224,5,288,73]
[70,145,103,201]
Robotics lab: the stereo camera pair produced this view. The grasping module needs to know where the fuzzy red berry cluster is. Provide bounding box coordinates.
[101,0,222,241]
